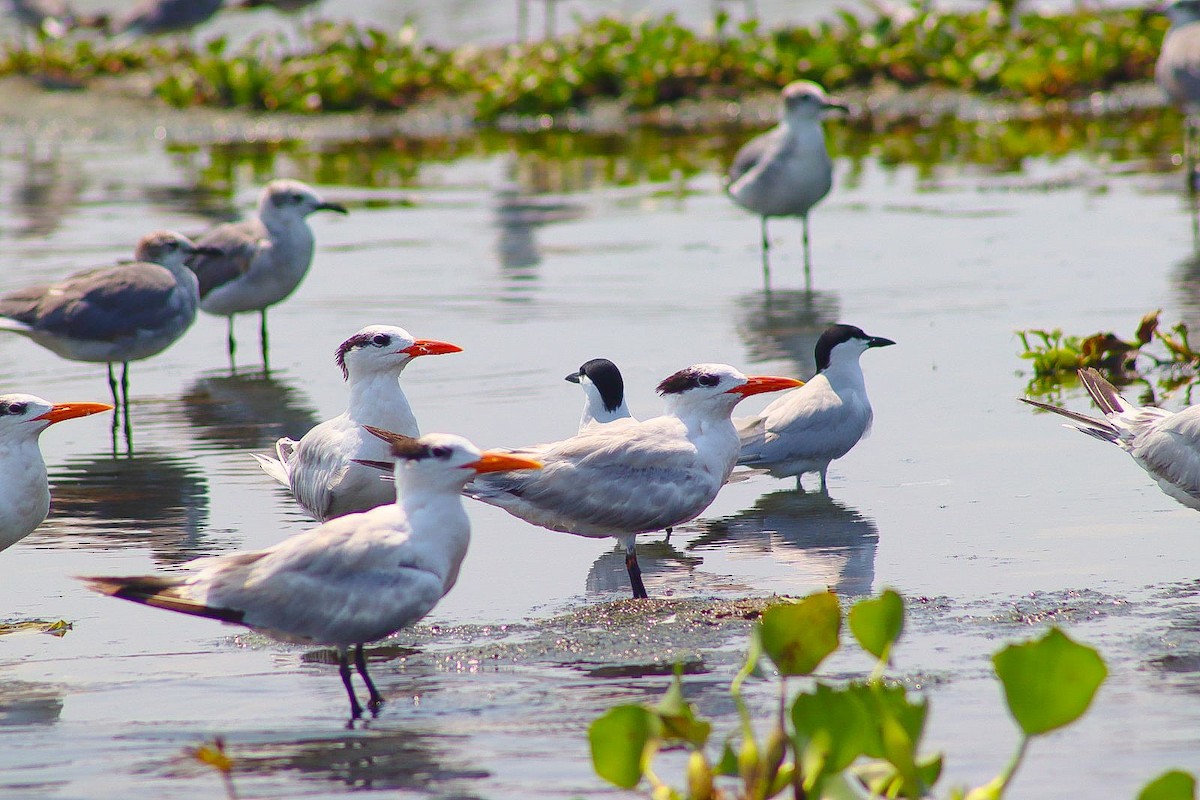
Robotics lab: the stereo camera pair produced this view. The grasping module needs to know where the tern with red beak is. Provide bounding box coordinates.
[460,364,802,599]
[0,394,112,550]
[82,433,541,720]
[253,325,462,521]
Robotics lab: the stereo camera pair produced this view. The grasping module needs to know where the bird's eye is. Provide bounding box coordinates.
[698,374,719,387]
[431,446,451,459]
[371,333,391,347]
[289,193,304,204]
[166,240,180,249]
[7,402,27,415]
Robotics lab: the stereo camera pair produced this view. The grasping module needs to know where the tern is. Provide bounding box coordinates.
[0,231,220,418]
[252,325,463,521]
[565,357,632,430]
[0,394,112,551]
[81,433,541,719]
[187,179,347,368]
[727,81,846,289]
[737,324,895,492]
[1022,367,1200,511]
[1157,0,1200,178]
[460,364,802,599]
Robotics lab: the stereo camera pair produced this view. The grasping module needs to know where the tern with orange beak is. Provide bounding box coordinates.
[459,364,802,598]
[253,325,463,521]
[0,395,112,550]
[83,433,541,720]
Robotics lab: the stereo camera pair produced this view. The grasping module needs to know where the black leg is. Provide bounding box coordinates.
[106,363,119,408]
[355,644,384,712]
[801,215,813,293]
[760,216,772,290]
[338,649,364,719]
[260,308,270,372]
[663,527,672,542]
[624,540,648,600]
[226,315,237,371]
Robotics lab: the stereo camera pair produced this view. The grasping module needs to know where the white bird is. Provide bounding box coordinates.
[252,325,463,521]
[81,433,541,719]
[187,179,347,368]
[462,364,802,598]
[0,394,112,550]
[727,80,846,289]
[0,230,220,416]
[565,357,632,430]
[1157,0,1200,177]
[1023,367,1200,511]
[737,324,895,492]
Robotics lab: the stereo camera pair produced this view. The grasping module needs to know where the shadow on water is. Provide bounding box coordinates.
[39,450,219,564]
[689,490,879,596]
[586,538,703,596]
[179,369,320,453]
[732,288,840,375]
[0,681,63,727]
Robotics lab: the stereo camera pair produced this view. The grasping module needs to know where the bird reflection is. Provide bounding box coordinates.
[586,538,703,595]
[732,288,840,375]
[12,137,85,239]
[492,157,587,276]
[180,368,319,452]
[39,450,215,565]
[0,680,63,727]
[689,491,878,596]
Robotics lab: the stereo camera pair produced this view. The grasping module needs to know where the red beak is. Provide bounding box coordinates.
[33,401,114,424]
[402,339,464,357]
[726,376,804,397]
[469,451,543,473]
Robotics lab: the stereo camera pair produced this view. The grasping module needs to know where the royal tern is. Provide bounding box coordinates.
[81,433,541,719]
[187,179,347,367]
[112,0,223,35]
[727,81,846,289]
[461,364,802,599]
[0,231,219,417]
[1023,367,1200,511]
[1157,0,1200,177]
[565,358,632,430]
[0,394,112,551]
[737,324,895,492]
[252,325,463,521]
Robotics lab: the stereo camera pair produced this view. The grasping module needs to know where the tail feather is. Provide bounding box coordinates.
[1020,398,1120,444]
[1078,367,1130,416]
[251,452,290,487]
[79,576,245,624]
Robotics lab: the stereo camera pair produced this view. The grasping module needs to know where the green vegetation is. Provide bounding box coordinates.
[588,590,1193,799]
[0,5,1171,119]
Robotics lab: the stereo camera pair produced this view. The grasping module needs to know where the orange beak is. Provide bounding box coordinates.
[469,451,543,474]
[402,339,464,357]
[33,401,114,424]
[726,376,804,397]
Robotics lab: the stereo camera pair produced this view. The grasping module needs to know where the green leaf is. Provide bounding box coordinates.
[715,739,739,776]
[849,589,905,662]
[792,684,871,776]
[655,668,712,748]
[760,592,842,676]
[992,627,1107,736]
[1138,770,1198,800]
[589,705,660,789]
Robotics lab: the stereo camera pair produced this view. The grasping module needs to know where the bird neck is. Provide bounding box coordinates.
[347,372,417,430]
[821,358,867,391]
[393,477,472,586]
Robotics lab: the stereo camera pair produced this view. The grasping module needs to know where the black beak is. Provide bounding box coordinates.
[564,371,582,384]
[316,201,348,214]
[189,246,224,258]
[868,336,896,348]
[823,98,850,113]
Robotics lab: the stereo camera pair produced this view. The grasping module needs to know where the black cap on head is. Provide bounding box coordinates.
[656,366,721,395]
[814,324,895,371]
[578,358,624,413]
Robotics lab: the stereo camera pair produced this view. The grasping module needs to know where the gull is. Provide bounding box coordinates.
[737,324,895,492]
[1022,367,1200,511]
[81,433,541,719]
[461,364,802,599]
[1157,0,1200,179]
[112,0,224,35]
[0,394,112,551]
[565,357,632,430]
[187,179,347,368]
[727,80,846,289]
[252,325,463,521]
[0,231,220,418]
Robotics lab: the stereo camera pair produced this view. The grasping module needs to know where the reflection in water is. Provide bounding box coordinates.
[180,369,319,452]
[586,538,703,595]
[39,450,215,565]
[493,180,586,271]
[0,680,63,727]
[733,288,840,375]
[690,491,878,596]
[12,138,85,239]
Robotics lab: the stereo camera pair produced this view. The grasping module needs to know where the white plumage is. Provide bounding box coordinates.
[252,325,462,521]
[737,324,895,492]
[82,433,541,719]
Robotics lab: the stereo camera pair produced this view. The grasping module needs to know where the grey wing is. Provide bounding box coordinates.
[1129,407,1200,502]
[739,389,871,466]
[727,128,780,187]
[287,429,352,522]
[1158,25,1200,106]
[21,264,182,340]
[0,283,54,323]
[189,220,267,298]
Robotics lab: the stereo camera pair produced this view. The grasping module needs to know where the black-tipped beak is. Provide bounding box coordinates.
[564,371,582,384]
[316,201,348,214]
[823,98,850,113]
[190,245,224,258]
[868,336,896,348]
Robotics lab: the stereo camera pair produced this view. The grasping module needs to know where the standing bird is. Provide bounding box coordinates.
[737,324,895,492]
[462,364,802,599]
[1157,0,1200,182]
[1022,367,1200,511]
[565,357,632,431]
[187,179,347,369]
[727,81,847,290]
[252,325,463,522]
[0,394,112,550]
[0,231,220,425]
[111,0,223,35]
[81,433,541,720]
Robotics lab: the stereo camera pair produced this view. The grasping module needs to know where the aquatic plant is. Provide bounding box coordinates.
[589,590,1192,799]
[188,736,238,799]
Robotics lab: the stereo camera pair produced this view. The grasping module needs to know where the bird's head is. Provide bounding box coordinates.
[656,364,802,415]
[814,324,896,371]
[135,230,221,269]
[260,179,348,221]
[566,358,626,415]
[335,325,462,381]
[0,394,111,443]
[781,80,848,120]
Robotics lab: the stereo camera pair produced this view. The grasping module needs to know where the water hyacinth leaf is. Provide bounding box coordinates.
[715,739,739,776]
[760,592,842,676]
[849,589,905,662]
[589,705,659,789]
[655,669,711,748]
[992,627,1107,736]
[792,684,871,776]
[1138,770,1197,800]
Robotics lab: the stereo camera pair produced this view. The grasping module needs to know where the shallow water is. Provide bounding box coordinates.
[0,86,1199,798]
